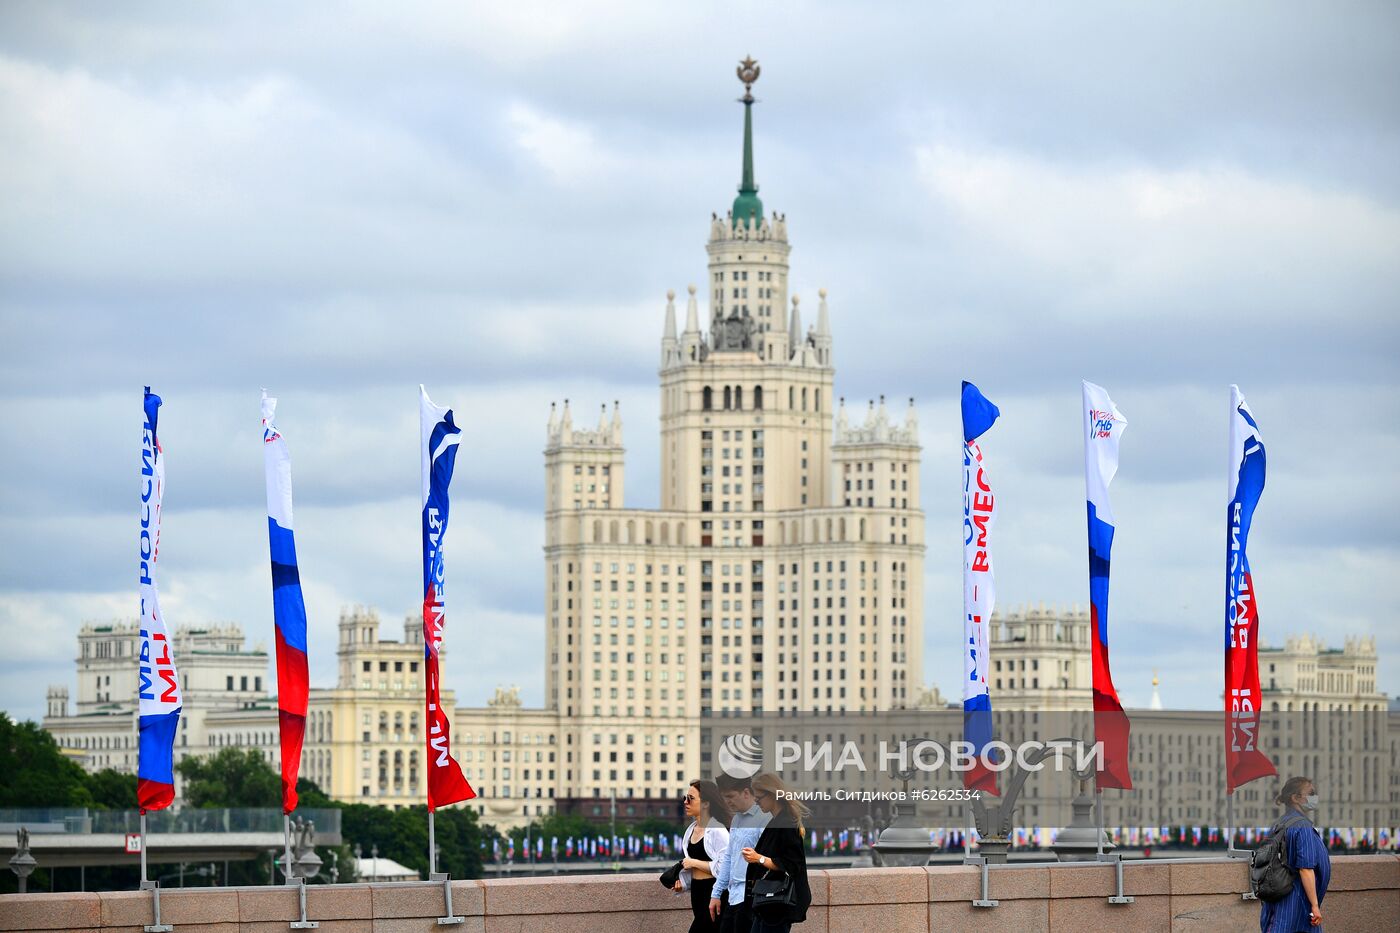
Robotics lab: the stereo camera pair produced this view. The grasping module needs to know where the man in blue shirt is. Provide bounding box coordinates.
[711,773,772,933]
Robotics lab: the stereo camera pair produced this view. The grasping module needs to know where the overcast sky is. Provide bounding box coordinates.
[2,1,1397,722]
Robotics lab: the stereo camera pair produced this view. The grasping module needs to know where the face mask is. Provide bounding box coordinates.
[1302,794,1319,811]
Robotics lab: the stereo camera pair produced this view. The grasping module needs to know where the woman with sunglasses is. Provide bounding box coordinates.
[674,778,732,932]
[740,772,811,933]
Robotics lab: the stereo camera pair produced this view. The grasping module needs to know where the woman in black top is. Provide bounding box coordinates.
[740,772,811,933]
[675,778,731,933]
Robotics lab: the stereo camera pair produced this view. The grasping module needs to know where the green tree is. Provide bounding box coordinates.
[629,815,684,839]
[0,714,93,807]
[84,768,139,809]
[339,804,485,880]
[294,776,337,809]
[176,747,281,808]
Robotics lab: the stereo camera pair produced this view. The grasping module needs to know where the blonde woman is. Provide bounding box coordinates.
[674,778,732,933]
[740,773,812,932]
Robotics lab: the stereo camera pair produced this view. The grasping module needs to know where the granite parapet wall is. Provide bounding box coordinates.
[1,855,1395,932]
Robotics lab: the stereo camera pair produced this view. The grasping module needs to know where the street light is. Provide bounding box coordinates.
[8,828,37,894]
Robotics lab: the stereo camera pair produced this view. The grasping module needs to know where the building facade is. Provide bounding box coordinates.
[42,622,270,786]
[987,605,1093,711]
[537,66,925,814]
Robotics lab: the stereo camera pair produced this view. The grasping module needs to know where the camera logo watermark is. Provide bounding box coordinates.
[718,733,764,779]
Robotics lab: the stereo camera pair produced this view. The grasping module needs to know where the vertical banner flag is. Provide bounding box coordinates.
[961,381,1000,794]
[1082,381,1133,790]
[420,386,476,810]
[137,388,182,812]
[1224,386,1275,792]
[262,391,310,814]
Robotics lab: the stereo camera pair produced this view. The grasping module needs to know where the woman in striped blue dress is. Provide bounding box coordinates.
[1260,776,1330,932]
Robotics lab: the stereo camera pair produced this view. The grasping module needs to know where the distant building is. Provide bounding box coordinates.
[988,605,1093,710]
[42,622,269,786]
[1259,633,1380,710]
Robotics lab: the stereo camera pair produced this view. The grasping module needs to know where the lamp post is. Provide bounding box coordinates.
[872,764,936,868]
[8,828,37,894]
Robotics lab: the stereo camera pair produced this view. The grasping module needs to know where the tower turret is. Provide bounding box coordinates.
[814,287,832,367]
[661,289,680,369]
[788,294,803,360]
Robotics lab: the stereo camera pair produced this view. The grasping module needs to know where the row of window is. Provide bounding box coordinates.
[700,386,821,412]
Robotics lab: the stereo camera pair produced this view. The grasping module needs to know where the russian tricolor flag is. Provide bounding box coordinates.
[961,381,1000,794]
[137,388,182,812]
[1082,381,1132,790]
[1224,386,1275,792]
[262,391,309,814]
[420,386,476,811]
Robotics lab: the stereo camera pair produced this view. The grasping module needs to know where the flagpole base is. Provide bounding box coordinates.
[1096,852,1135,904]
[431,874,464,925]
[140,880,174,933]
[964,857,998,908]
[289,877,319,929]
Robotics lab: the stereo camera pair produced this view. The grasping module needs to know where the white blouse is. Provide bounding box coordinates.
[677,819,730,891]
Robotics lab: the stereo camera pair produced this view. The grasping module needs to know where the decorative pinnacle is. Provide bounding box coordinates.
[736,56,760,102]
[732,57,763,227]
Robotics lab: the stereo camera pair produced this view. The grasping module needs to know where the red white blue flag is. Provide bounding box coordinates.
[1224,386,1275,792]
[960,381,1000,794]
[262,391,310,814]
[1082,381,1132,790]
[420,386,476,811]
[137,388,182,812]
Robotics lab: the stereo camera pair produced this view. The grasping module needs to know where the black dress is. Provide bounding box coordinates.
[745,826,811,929]
[687,832,718,933]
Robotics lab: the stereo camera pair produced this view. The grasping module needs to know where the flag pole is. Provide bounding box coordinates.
[429,810,437,876]
[139,811,171,932]
[1095,787,1104,858]
[283,815,293,883]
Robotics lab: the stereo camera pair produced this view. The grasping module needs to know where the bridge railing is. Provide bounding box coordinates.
[0,808,341,836]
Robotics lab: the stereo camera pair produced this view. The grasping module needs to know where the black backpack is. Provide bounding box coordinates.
[1250,812,1308,902]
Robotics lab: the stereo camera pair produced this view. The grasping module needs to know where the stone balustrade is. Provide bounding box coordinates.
[1,855,1395,932]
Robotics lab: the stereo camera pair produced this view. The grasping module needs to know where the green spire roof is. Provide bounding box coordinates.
[732,57,763,228]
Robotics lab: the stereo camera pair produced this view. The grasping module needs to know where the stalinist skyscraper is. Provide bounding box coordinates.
[529,60,927,807]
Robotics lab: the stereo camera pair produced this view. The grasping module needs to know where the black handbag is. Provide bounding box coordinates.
[750,868,797,916]
[659,859,683,889]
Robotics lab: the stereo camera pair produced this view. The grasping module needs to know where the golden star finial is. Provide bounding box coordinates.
[736,56,761,102]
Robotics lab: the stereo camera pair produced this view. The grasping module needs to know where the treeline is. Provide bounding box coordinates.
[0,714,138,809]
[0,717,485,889]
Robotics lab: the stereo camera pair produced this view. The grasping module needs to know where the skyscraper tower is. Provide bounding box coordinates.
[540,60,925,806]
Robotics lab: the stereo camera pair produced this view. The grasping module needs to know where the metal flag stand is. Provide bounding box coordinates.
[429,811,464,926]
[1225,790,1260,901]
[963,800,997,908]
[139,812,173,933]
[1092,783,1134,905]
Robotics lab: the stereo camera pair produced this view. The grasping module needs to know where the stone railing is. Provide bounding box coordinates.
[1,855,1395,932]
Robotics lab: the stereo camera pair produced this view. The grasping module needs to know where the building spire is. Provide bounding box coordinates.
[732,57,763,229]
